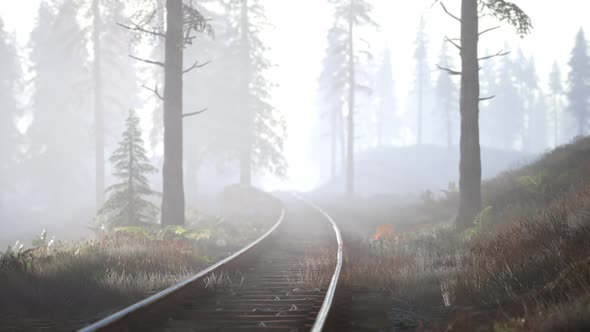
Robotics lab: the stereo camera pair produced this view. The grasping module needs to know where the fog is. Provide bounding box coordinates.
[0,0,588,247]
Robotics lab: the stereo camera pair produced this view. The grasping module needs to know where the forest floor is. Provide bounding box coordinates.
[0,186,281,332]
[317,136,590,331]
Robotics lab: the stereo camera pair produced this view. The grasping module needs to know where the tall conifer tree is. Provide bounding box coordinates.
[567,28,590,136]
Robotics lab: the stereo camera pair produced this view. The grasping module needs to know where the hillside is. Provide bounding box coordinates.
[319,136,590,331]
[319,144,536,196]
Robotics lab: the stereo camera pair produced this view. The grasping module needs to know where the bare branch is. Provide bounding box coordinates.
[479,95,496,102]
[440,2,461,23]
[183,108,208,118]
[479,26,501,36]
[437,64,462,76]
[479,49,510,61]
[129,55,164,67]
[445,36,462,51]
[117,22,165,39]
[183,59,212,74]
[142,84,164,101]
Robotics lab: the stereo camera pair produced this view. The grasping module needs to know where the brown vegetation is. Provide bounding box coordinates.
[323,136,590,330]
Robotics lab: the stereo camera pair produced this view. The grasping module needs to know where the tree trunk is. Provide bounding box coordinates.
[92,0,105,211]
[457,0,482,229]
[239,0,252,187]
[161,0,185,226]
[346,0,355,198]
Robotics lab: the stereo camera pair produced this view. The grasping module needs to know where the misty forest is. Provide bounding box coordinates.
[1,0,590,331]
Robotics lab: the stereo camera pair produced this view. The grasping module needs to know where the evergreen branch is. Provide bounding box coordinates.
[183,108,208,118]
[479,49,510,61]
[440,2,461,23]
[436,64,462,76]
[142,84,164,101]
[482,0,533,37]
[116,22,165,38]
[129,55,164,67]
[445,36,462,51]
[480,95,496,101]
[479,26,501,36]
[183,59,212,74]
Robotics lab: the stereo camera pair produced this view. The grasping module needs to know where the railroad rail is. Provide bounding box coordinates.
[80,194,343,332]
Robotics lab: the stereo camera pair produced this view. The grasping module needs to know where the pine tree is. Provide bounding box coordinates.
[319,26,348,179]
[99,110,158,227]
[435,0,532,228]
[149,0,166,150]
[491,49,522,149]
[413,17,431,145]
[479,50,498,147]
[27,0,92,213]
[518,56,547,152]
[122,0,213,226]
[86,0,141,210]
[328,0,377,197]
[375,46,397,147]
[567,28,590,137]
[0,18,21,215]
[435,40,458,149]
[226,0,286,186]
[182,0,238,199]
[549,61,564,147]
[490,48,524,150]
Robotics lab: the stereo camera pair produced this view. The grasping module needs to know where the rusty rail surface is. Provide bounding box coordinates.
[79,194,343,332]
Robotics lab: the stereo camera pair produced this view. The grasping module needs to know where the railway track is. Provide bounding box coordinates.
[80,194,343,332]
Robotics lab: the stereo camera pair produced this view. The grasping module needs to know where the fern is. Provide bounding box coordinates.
[462,206,493,241]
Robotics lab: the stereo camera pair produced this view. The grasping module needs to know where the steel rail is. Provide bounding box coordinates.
[294,193,344,332]
[79,207,286,332]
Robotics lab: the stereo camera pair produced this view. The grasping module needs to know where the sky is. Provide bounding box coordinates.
[1,0,589,191]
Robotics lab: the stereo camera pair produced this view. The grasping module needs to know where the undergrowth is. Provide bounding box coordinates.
[328,137,590,330]
[0,233,206,330]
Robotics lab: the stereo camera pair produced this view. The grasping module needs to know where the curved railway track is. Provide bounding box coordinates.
[80,194,343,332]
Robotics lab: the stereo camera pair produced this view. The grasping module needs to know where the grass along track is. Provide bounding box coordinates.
[80,194,343,332]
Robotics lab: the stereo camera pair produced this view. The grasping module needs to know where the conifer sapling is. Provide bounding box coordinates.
[99,110,159,227]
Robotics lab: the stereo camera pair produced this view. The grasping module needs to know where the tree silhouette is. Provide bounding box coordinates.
[27,0,92,214]
[122,0,213,226]
[436,0,532,228]
[227,0,286,186]
[413,18,431,145]
[549,61,564,146]
[328,0,377,197]
[435,40,458,149]
[0,17,21,218]
[99,110,158,227]
[567,28,590,137]
[87,0,141,211]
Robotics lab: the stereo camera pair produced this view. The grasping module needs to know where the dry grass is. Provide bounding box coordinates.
[295,246,336,291]
[333,185,590,330]
[0,186,283,331]
[319,137,590,330]
[0,234,208,330]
